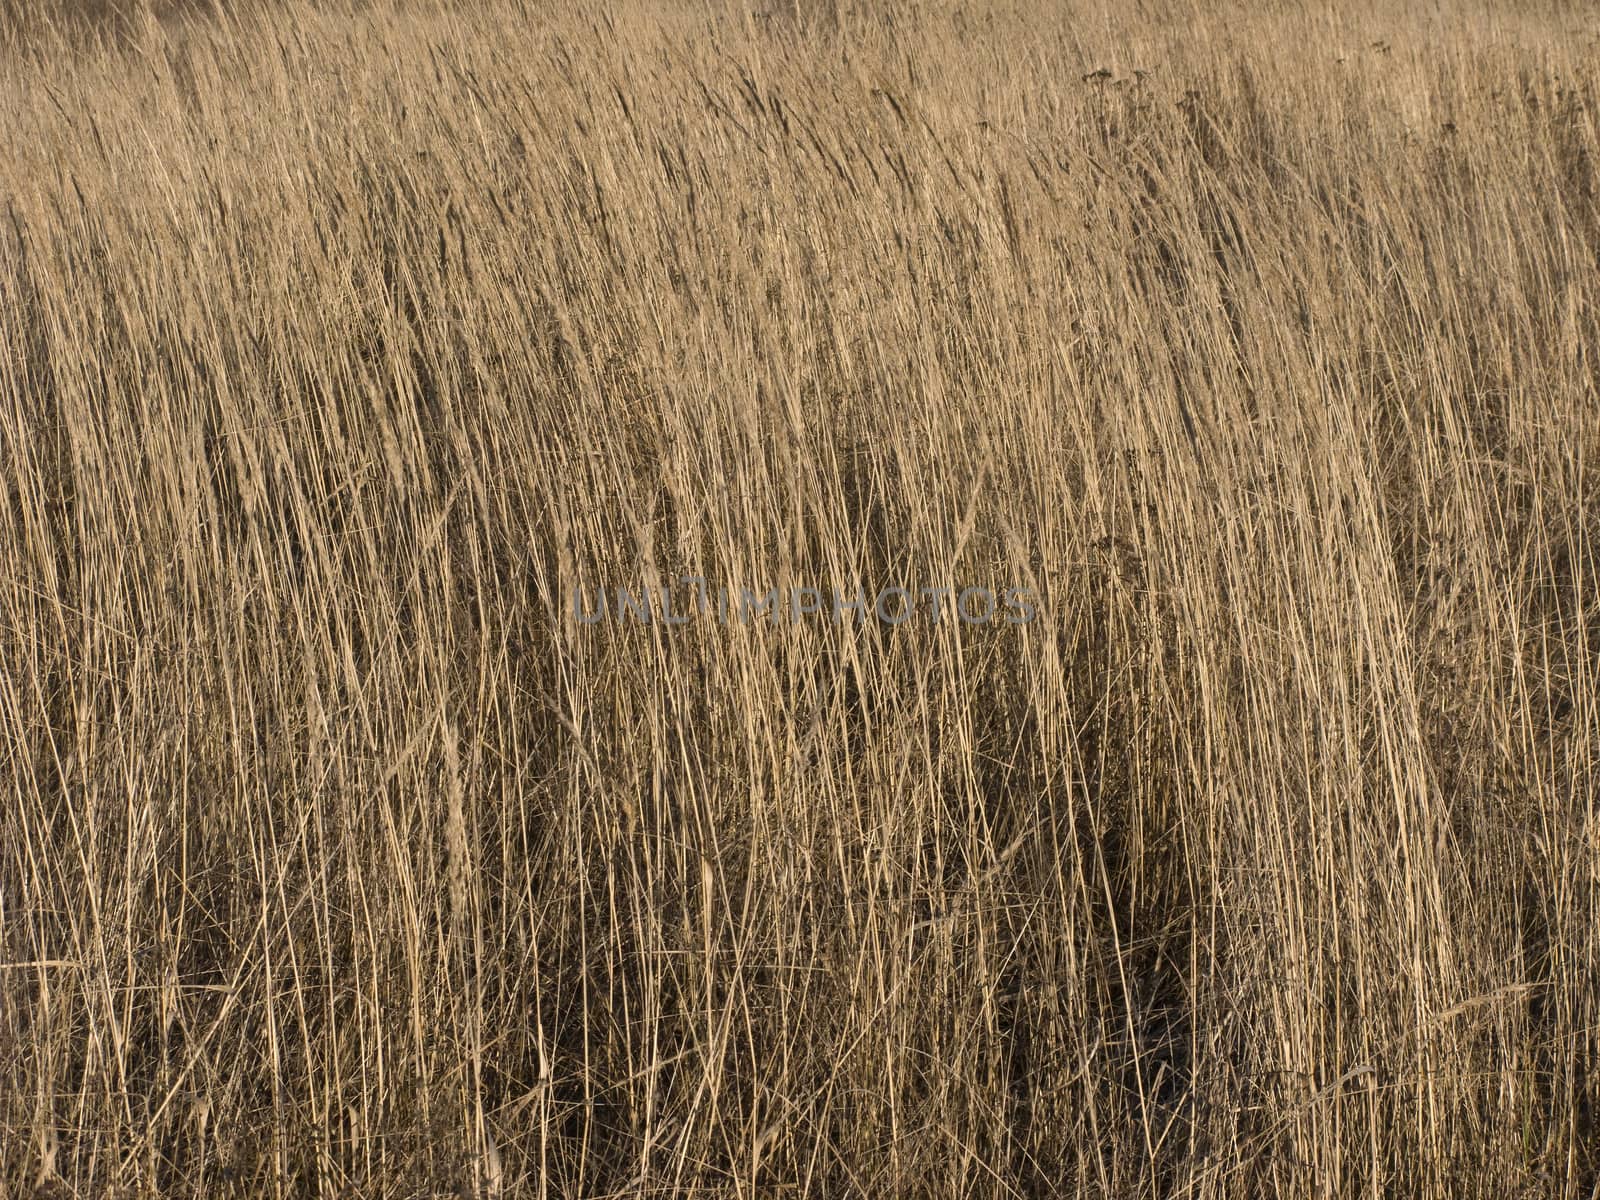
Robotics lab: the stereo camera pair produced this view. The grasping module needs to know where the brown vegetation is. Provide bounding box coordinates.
[2,0,1598,1195]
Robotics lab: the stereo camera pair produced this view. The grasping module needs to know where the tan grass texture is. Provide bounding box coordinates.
[2,0,1599,1195]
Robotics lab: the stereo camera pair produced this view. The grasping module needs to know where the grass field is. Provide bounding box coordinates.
[2,0,1598,1195]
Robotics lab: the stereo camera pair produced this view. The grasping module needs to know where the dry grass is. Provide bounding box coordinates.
[2,0,1598,1195]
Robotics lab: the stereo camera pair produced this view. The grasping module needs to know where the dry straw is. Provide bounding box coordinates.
[1,0,1597,1195]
